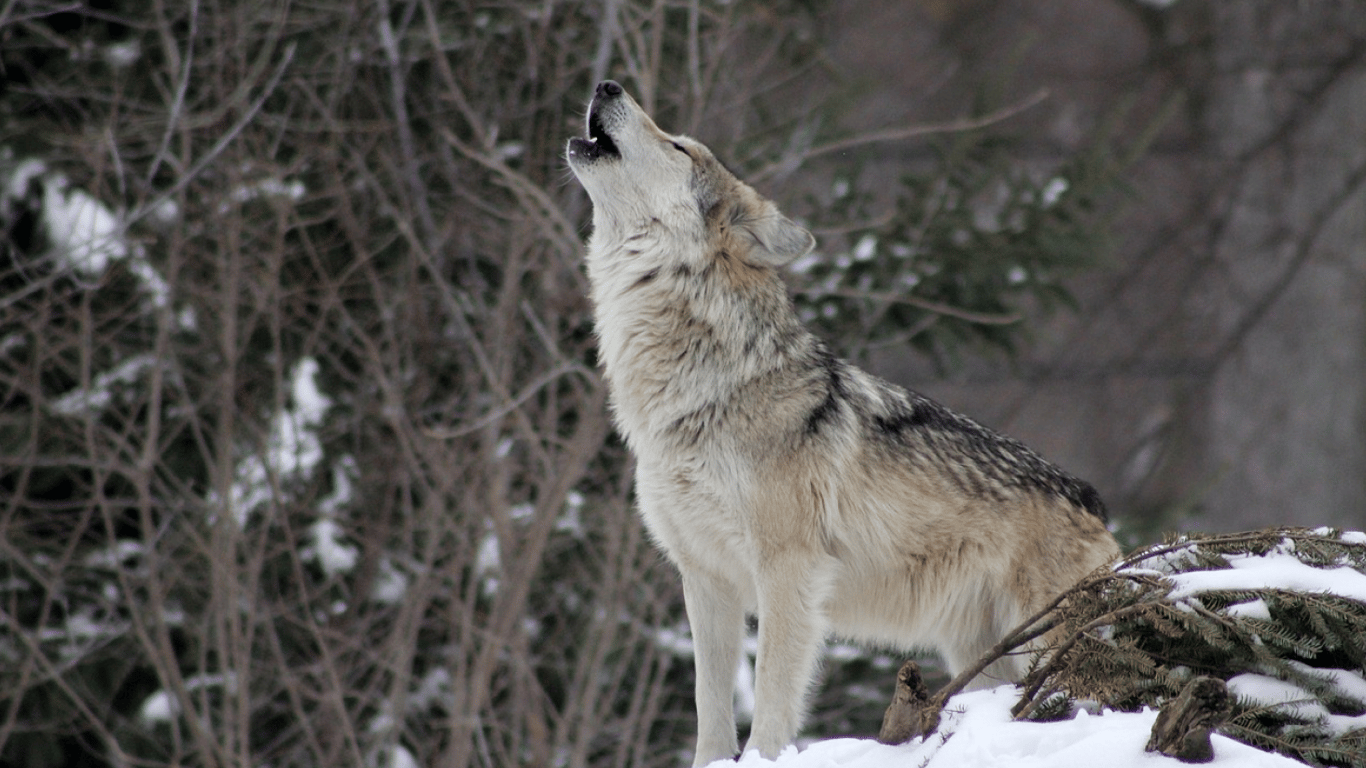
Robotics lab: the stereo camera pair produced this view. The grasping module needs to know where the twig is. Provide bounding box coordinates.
[882,570,1102,743]
[1115,528,1350,573]
[884,568,1163,741]
[1011,601,1163,720]
[795,287,1024,326]
[750,89,1050,183]
[423,362,592,440]
[376,0,439,249]
[126,40,297,228]
[419,0,487,147]
[590,0,623,88]
[439,126,584,260]
[145,0,199,187]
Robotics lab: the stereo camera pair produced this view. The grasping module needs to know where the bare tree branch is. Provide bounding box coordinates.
[750,88,1050,183]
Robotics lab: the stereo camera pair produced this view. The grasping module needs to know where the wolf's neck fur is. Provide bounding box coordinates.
[586,216,813,447]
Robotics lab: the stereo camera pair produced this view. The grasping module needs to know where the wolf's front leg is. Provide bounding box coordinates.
[744,552,836,759]
[681,569,745,767]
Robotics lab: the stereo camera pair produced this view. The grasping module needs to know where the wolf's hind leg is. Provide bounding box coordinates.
[682,569,745,767]
[944,604,1030,691]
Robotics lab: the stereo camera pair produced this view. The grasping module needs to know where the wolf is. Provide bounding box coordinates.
[566,80,1121,765]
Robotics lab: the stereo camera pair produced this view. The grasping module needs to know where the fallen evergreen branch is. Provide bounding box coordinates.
[880,527,1366,766]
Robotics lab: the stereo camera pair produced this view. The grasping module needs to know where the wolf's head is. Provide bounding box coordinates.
[567,81,814,267]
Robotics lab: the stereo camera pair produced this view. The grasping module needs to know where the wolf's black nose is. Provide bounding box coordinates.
[597,80,623,99]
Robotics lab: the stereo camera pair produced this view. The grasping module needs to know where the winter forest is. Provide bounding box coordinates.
[3,2,1366,767]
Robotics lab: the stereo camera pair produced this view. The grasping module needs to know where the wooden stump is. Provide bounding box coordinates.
[878,660,941,744]
[1145,676,1233,763]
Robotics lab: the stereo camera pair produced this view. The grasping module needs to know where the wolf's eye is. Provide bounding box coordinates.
[670,141,690,157]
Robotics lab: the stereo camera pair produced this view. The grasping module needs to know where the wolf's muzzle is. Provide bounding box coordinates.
[567,80,625,164]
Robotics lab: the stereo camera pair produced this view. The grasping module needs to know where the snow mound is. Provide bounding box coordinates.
[714,687,1302,768]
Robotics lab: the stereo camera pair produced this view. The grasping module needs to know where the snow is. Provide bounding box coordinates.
[304,457,361,577]
[558,490,586,535]
[1279,661,1366,733]
[138,673,236,725]
[789,252,822,275]
[654,623,695,656]
[1227,673,1328,721]
[1325,712,1366,737]
[411,667,454,709]
[127,256,171,307]
[735,653,756,724]
[1222,670,1366,736]
[1166,551,1366,602]
[1291,663,1366,708]
[49,353,157,416]
[712,687,1301,768]
[369,557,409,603]
[225,176,306,211]
[138,690,177,724]
[475,530,500,575]
[1040,177,1069,207]
[220,357,333,525]
[852,235,877,262]
[476,527,501,596]
[103,39,141,68]
[5,157,46,199]
[385,746,420,768]
[83,540,145,570]
[1224,597,1271,620]
[150,197,180,226]
[319,456,357,515]
[304,518,358,578]
[43,177,128,276]
[4,161,172,304]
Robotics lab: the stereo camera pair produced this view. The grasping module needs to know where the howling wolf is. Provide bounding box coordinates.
[566,80,1120,765]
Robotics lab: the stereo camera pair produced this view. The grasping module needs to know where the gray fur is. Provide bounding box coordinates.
[568,80,1120,765]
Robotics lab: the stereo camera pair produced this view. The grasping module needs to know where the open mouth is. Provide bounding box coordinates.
[569,103,621,164]
[587,107,620,158]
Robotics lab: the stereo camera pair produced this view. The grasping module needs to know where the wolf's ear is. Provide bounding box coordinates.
[740,202,815,267]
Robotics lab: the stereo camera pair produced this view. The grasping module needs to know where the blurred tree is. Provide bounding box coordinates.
[0,1,1148,766]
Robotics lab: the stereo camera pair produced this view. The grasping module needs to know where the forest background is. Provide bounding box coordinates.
[3,1,1365,767]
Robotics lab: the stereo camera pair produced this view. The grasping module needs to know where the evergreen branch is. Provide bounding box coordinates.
[1115,528,1357,573]
[931,570,1142,703]
[884,567,1172,736]
[1012,602,1163,720]
[989,529,1366,764]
